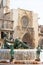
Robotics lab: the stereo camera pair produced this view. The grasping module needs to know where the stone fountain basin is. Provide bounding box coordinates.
[0,59,10,63]
[0,60,43,64]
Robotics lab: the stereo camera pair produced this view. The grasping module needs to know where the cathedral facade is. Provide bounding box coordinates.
[12,8,38,48]
[0,0,40,48]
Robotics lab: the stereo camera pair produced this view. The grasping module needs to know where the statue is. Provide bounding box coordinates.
[3,32,29,49]
[35,45,41,61]
[14,39,29,49]
[10,45,14,62]
[3,38,29,49]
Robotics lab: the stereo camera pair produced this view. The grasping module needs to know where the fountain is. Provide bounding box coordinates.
[0,49,43,64]
[0,49,36,60]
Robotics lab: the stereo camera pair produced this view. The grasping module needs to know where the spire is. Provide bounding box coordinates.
[0,0,3,8]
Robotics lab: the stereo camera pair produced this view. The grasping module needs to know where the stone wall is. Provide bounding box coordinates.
[0,49,36,60]
[14,50,36,60]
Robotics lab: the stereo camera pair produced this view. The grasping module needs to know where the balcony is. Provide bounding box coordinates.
[0,28,14,32]
[0,25,14,32]
[0,21,13,31]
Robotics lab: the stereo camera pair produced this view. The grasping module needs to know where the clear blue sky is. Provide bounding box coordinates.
[10,0,43,25]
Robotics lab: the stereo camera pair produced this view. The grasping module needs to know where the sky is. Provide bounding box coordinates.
[10,0,43,25]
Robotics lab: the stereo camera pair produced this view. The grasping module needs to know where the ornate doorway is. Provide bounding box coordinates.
[22,32,35,48]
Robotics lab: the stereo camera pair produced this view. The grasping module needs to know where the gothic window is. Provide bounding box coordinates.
[8,22,13,29]
[10,22,13,29]
[0,21,3,28]
[21,16,29,28]
[4,21,8,28]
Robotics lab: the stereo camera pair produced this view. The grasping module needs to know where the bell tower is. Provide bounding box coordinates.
[0,0,3,8]
[0,0,10,13]
[3,0,10,13]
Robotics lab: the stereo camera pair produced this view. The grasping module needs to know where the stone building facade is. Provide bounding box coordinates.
[0,0,40,48]
[0,0,43,61]
[0,0,14,48]
[12,8,38,48]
